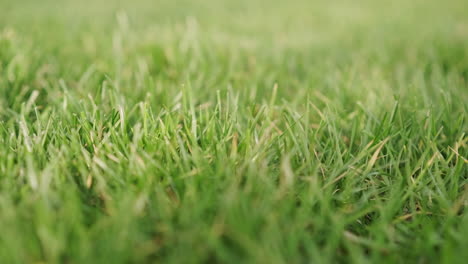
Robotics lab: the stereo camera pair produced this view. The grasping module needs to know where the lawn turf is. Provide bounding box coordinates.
[0,0,467,263]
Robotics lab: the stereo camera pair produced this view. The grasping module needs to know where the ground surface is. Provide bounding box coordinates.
[0,0,467,263]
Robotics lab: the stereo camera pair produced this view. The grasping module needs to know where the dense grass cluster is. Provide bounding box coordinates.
[0,0,467,263]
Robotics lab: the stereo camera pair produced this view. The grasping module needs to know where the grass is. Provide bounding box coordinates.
[0,0,467,263]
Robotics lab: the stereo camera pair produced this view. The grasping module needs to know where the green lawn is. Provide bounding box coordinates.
[0,0,467,263]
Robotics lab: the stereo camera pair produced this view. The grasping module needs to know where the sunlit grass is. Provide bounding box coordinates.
[0,0,467,263]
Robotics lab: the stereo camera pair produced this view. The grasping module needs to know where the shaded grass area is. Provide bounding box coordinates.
[0,0,467,263]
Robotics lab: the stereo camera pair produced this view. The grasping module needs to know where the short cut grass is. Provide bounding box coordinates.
[0,0,467,263]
